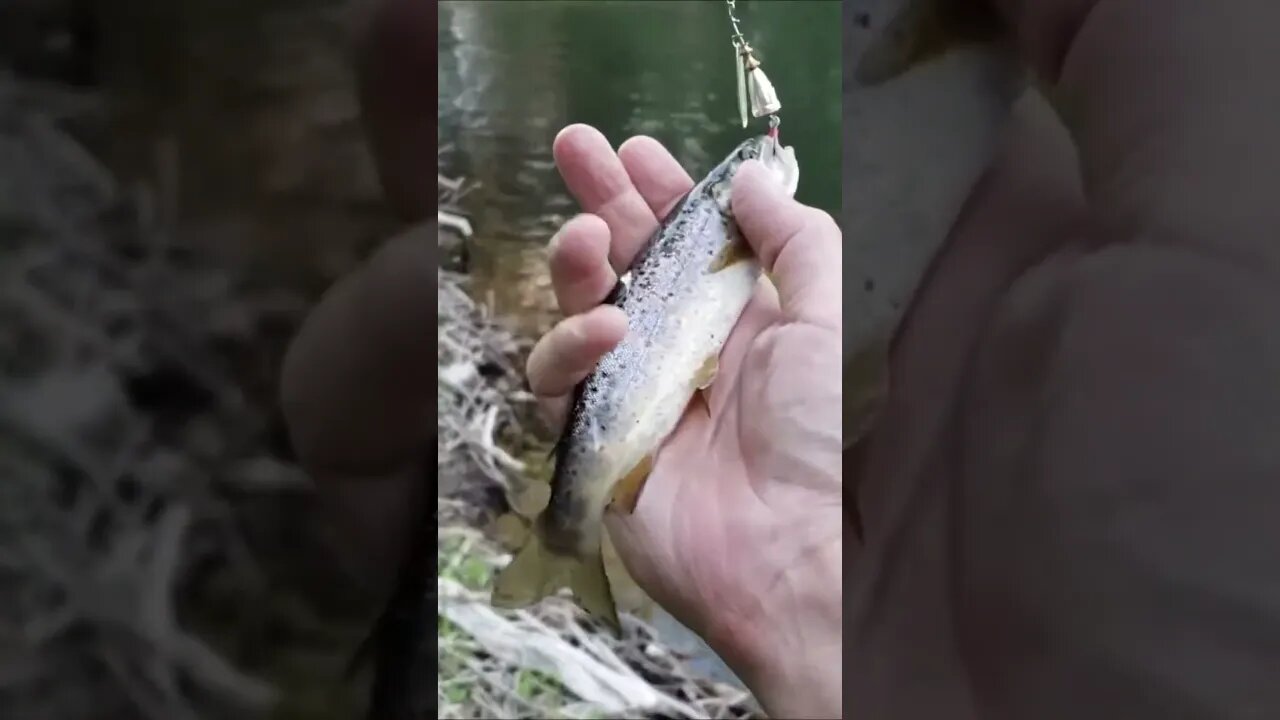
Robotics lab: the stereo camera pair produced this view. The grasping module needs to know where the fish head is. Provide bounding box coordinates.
[714,135,801,212]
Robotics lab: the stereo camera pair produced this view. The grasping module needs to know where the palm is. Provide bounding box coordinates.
[621,296,843,636]
[528,124,841,643]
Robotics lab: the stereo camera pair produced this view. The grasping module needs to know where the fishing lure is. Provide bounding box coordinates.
[725,0,782,129]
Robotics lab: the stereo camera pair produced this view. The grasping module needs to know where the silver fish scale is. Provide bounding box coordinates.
[541,136,768,555]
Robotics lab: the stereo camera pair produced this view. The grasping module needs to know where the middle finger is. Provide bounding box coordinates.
[549,213,617,316]
[554,125,693,272]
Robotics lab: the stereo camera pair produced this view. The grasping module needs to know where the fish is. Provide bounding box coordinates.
[841,0,1024,458]
[842,0,1026,540]
[490,134,801,631]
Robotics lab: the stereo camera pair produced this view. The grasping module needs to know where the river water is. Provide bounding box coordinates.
[438,0,842,335]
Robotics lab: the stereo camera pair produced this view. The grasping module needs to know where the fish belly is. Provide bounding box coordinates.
[600,258,762,505]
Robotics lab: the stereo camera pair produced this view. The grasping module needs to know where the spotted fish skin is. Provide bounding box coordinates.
[491,135,800,629]
[842,0,1023,445]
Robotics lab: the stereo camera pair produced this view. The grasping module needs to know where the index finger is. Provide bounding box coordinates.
[553,125,693,271]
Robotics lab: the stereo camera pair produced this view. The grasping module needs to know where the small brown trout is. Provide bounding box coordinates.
[842,0,1024,537]
[491,134,800,630]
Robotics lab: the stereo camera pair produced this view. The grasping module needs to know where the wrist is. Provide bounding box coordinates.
[709,539,843,719]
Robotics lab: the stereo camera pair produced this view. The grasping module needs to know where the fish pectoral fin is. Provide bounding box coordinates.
[695,354,720,390]
[572,551,622,636]
[489,511,531,552]
[855,0,1006,85]
[687,385,713,418]
[609,454,655,515]
[708,237,754,273]
[691,353,721,417]
[509,480,551,518]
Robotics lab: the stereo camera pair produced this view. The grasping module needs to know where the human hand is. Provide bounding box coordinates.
[847,1,1280,718]
[525,125,843,719]
[278,0,438,587]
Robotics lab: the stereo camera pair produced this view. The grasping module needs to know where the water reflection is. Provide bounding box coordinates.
[438,0,842,334]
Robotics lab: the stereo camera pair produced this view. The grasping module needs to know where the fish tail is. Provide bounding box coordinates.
[491,525,565,607]
[571,549,621,635]
[491,523,622,635]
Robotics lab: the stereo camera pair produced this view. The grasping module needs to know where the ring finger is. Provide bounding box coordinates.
[549,213,618,316]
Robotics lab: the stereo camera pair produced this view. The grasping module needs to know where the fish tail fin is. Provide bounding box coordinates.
[491,524,568,609]
[491,525,622,636]
[572,550,622,636]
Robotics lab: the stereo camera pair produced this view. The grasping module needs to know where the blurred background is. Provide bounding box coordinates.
[436,2,841,719]
[0,0,839,717]
[1,0,396,719]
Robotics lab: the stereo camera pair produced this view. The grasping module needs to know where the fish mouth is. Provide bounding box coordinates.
[722,135,801,204]
[754,135,800,198]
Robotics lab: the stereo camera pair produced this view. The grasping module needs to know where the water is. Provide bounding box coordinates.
[438,0,843,334]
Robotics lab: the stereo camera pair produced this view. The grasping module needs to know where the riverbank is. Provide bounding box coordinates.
[0,69,375,720]
[436,181,760,719]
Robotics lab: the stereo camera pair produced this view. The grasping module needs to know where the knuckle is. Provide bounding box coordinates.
[796,208,843,259]
[526,320,582,396]
[805,207,841,241]
[367,227,434,296]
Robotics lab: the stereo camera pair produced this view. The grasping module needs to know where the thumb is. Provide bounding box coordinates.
[731,160,842,330]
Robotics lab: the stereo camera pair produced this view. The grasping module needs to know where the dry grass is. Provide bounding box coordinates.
[0,69,317,719]
[435,515,762,720]
[437,265,534,506]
